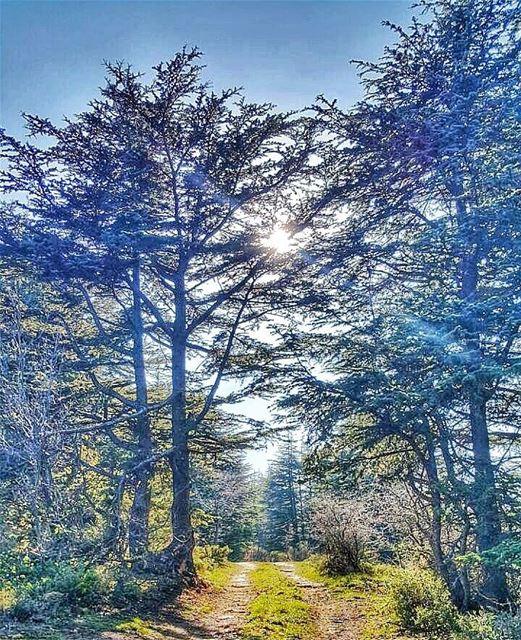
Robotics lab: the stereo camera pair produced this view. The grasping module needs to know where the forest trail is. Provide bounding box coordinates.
[100,561,364,640]
[101,562,256,640]
[275,562,364,640]
[2,562,366,640]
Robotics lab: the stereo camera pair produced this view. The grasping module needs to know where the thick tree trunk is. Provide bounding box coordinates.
[438,421,472,610]
[129,466,151,561]
[128,260,152,564]
[455,194,508,605]
[169,266,196,582]
[468,394,508,605]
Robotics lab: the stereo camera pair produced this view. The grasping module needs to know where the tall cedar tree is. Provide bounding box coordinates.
[0,49,316,579]
[277,0,520,607]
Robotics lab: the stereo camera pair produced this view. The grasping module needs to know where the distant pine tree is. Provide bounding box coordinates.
[264,438,309,557]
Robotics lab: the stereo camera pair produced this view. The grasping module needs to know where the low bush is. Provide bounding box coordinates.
[391,567,459,637]
[452,613,496,640]
[310,494,381,574]
[193,544,231,570]
[494,613,521,640]
[457,538,521,604]
[0,557,107,621]
[453,612,521,640]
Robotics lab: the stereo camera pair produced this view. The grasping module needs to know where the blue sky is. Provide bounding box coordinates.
[1,0,412,469]
[2,1,412,137]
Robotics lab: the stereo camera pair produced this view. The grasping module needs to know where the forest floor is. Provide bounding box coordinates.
[0,561,411,640]
[275,562,364,639]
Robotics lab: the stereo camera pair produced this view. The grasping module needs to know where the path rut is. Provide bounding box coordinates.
[275,562,363,640]
[188,562,256,639]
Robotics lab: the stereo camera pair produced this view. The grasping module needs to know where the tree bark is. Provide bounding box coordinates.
[128,259,153,564]
[169,263,196,582]
[468,394,508,605]
[455,194,508,605]
[423,435,451,589]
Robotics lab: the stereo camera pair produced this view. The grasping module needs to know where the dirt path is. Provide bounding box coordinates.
[275,562,363,640]
[101,562,256,640]
[183,562,256,639]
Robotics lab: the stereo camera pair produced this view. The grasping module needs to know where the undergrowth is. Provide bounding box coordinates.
[0,547,236,639]
[296,558,521,640]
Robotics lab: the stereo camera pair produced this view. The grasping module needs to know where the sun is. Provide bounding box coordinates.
[265,228,292,253]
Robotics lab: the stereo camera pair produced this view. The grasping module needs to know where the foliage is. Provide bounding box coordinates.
[264,440,309,558]
[0,0,520,631]
[0,44,317,579]
[245,549,289,562]
[391,567,459,637]
[309,493,382,573]
[453,612,521,640]
[193,545,231,571]
[3,560,105,621]
[275,0,521,608]
[192,461,266,560]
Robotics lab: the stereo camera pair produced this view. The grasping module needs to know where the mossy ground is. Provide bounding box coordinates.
[241,563,315,640]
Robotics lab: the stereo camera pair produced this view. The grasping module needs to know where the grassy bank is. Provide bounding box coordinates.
[0,560,238,640]
[242,563,314,640]
[295,559,521,640]
[295,560,417,640]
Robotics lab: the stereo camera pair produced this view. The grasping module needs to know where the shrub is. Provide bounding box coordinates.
[457,538,521,603]
[2,560,106,620]
[391,567,459,637]
[452,613,496,640]
[494,613,521,640]
[310,493,381,574]
[194,545,231,570]
[111,573,144,605]
[50,563,101,606]
[453,612,521,640]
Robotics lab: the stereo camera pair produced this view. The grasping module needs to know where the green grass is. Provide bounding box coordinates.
[199,561,239,592]
[295,559,413,640]
[241,563,314,640]
[115,616,159,638]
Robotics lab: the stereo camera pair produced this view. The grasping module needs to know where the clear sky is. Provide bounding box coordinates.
[2,1,412,137]
[1,0,412,469]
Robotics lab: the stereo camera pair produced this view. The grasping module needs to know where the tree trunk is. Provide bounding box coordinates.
[128,260,152,564]
[455,194,508,605]
[468,394,508,605]
[438,419,472,610]
[169,265,196,582]
[423,436,451,589]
